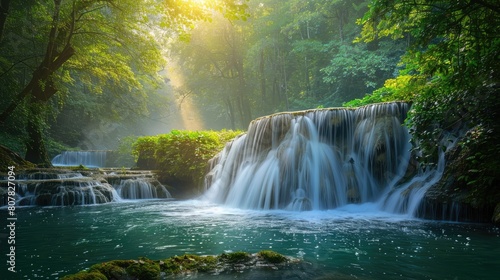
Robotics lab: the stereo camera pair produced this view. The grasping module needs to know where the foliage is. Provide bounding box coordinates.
[169,12,252,129]
[0,0,250,165]
[343,74,424,107]
[351,0,500,204]
[457,124,500,206]
[169,0,405,126]
[112,136,139,168]
[133,129,242,186]
[133,136,160,169]
[0,0,167,164]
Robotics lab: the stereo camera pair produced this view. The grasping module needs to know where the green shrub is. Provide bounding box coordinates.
[133,129,242,186]
[133,135,160,169]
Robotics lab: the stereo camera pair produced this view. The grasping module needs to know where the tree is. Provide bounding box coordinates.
[0,0,249,165]
[170,13,252,129]
[355,0,500,155]
[352,0,500,205]
[0,0,10,42]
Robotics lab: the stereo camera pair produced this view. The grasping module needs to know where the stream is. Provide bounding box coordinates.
[1,199,499,279]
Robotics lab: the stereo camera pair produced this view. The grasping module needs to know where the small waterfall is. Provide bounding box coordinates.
[116,178,172,199]
[204,102,445,216]
[2,170,172,207]
[51,151,108,167]
[17,179,115,206]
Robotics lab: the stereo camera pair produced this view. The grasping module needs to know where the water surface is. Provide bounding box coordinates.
[1,200,499,279]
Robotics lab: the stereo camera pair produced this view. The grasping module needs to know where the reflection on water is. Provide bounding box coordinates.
[1,200,499,279]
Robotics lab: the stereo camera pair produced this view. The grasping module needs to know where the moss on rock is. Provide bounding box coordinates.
[126,258,160,280]
[60,251,292,279]
[88,260,131,279]
[219,251,251,263]
[161,254,218,274]
[0,144,34,168]
[258,250,287,263]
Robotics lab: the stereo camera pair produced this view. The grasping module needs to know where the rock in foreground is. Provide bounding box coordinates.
[60,251,294,280]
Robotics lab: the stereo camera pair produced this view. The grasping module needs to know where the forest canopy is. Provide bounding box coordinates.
[0,0,498,178]
[0,0,247,165]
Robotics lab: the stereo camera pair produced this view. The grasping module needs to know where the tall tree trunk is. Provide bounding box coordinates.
[24,100,51,167]
[0,0,74,123]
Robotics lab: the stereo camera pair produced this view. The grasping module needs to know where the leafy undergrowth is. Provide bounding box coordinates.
[60,251,293,280]
[133,130,241,178]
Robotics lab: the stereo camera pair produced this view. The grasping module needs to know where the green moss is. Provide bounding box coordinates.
[88,260,131,278]
[219,251,251,263]
[61,251,291,279]
[125,258,160,280]
[161,254,218,274]
[0,144,34,168]
[60,271,107,280]
[70,259,160,280]
[258,250,287,263]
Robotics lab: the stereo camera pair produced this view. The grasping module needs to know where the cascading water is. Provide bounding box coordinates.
[16,179,116,206]
[115,178,172,199]
[51,151,108,167]
[3,170,172,207]
[204,102,445,216]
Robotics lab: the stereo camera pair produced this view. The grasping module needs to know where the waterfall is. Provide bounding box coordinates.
[51,151,108,167]
[3,170,172,207]
[204,102,444,215]
[116,179,172,199]
[17,179,115,206]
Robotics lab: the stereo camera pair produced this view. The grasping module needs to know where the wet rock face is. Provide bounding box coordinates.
[16,180,115,206]
[417,133,498,223]
[1,168,172,207]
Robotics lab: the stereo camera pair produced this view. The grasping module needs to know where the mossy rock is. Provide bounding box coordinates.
[219,251,251,263]
[0,144,34,168]
[65,258,160,280]
[61,251,292,279]
[126,258,160,280]
[258,250,287,264]
[161,254,218,274]
[88,260,131,279]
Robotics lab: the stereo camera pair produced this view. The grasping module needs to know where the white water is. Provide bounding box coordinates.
[204,102,445,216]
[115,179,172,199]
[11,173,171,206]
[6,200,500,279]
[51,151,108,167]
